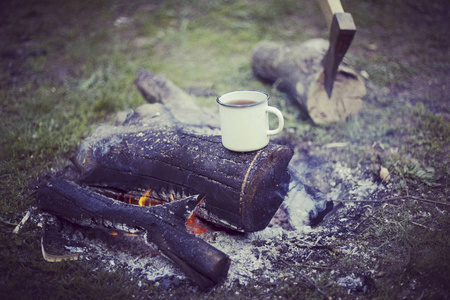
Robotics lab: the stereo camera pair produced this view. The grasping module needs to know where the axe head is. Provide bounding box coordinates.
[323,12,356,97]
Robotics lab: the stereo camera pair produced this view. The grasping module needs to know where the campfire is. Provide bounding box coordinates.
[33,33,368,290]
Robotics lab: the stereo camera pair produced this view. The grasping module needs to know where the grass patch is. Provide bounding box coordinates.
[358,201,450,299]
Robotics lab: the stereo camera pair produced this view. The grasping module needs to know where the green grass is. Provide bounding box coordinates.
[0,0,448,298]
[357,201,450,299]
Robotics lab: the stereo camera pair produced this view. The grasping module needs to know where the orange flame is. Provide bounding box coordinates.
[111,188,210,235]
[138,189,152,206]
[124,233,138,237]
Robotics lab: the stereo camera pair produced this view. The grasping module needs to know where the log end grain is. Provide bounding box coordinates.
[307,66,367,124]
[252,39,367,125]
[240,146,294,232]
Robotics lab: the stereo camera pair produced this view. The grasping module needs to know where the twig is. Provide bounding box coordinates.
[354,215,372,231]
[281,259,331,300]
[334,195,450,206]
[0,217,18,226]
[295,243,334,250]
[409,196,450,206]
[410,220,434,231]
[303,264,335,270]
[301,251,313,268]
[12,211,31,234]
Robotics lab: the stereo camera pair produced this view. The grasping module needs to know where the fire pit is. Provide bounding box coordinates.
[33,69,364,291]
[33,69,298,289]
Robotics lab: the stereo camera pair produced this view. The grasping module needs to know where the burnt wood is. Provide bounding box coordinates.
[35,69,295,289]
[76,125,293,232]
[36,177,231,290]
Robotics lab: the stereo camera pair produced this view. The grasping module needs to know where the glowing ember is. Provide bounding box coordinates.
[95,187,210,235]
[185,213,209,235]
[185,195,209,235]
[109,230,139,237]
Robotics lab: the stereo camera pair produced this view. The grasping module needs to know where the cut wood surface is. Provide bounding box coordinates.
[252,39,366,124]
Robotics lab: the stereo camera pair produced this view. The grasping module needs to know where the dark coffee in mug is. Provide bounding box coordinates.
[227,100,257,105]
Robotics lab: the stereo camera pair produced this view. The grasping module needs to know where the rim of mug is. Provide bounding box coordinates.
[216,90,269,108]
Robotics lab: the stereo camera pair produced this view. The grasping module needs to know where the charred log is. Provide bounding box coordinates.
[36,177,230,290]
[252,39,366,124]
[76,125,293,232]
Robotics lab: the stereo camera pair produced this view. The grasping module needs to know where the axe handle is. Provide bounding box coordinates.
[317,0,356,97]
[317,0,344,28]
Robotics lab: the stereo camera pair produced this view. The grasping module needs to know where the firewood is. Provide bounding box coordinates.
[134,69,219,130]
[36,178,230,290]
[75,125,293,232]
[75,69,294,232]
[251,39,366,124]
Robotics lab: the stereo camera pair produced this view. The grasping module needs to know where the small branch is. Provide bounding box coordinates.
[12,211,31,234]
[410,220,434,231]
[335,195,450,206]
[295,243,334,250]
[0,217,18,227]
[303,264,335,270]
[409,196,450,206]
[354,215,372,231]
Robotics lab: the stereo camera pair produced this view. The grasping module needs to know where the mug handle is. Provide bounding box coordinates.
[266,106,284,136]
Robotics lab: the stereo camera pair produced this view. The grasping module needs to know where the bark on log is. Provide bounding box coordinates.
[36,178,230,290]
[76,125,293,232]
[133,69,220,131]
[252,39,366,124]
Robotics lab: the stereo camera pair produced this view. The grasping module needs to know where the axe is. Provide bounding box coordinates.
[318,0,356,97]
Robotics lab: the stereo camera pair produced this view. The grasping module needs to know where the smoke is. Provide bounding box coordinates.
[283,165,333,230]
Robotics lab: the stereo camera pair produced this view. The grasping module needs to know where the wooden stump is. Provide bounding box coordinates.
[252,39,366,124]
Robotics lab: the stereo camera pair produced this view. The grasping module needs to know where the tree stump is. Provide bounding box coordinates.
[252,39,366,124]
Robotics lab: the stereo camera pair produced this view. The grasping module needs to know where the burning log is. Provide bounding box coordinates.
[34,69,295,289]
[252,39,366,124]
[76,124,293,232]
[77,69,293,232]
[36,177,231,290]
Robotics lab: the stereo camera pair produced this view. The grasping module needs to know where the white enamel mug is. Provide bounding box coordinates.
[217,90,284,152]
